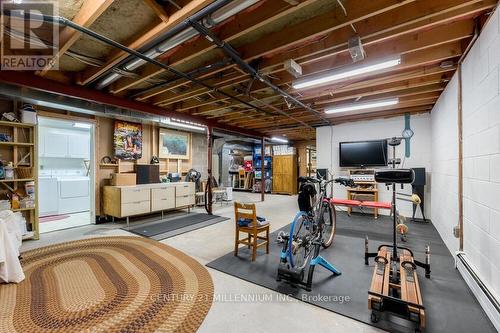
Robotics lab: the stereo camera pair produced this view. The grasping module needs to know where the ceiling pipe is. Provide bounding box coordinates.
[187,19,331,127]
[4,10,288,119]
[94,0,260,89]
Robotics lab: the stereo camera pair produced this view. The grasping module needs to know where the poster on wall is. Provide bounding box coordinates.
[114,121,142,160]
[159,129,190,160]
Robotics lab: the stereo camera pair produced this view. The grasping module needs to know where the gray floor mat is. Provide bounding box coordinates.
[207,212,496,333]
[126,213,229,240]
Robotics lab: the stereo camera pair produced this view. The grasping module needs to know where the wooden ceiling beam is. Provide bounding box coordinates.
[134,0,415,100]
[77,0,215,85]
[143,0,170,22]
[218,82,446,123]
[186,38,463,116]
[141,0,491,104]
[38,0,115,76]
[231,91,441,128]
[243,99,436,130]
[110,0,313,93]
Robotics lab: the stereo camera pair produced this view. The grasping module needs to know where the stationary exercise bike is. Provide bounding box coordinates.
[365,137,431,332]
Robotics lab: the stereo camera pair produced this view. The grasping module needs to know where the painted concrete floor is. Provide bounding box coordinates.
[21,193,383,333]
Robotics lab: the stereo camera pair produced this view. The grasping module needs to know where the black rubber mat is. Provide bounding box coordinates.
[207,211,496,333]
[127,213,229,240]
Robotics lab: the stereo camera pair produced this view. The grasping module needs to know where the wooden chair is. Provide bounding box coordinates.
[234,202,270,261]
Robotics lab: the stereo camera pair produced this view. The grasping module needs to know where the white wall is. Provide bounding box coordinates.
[430,75,460,254]
[459,6,500,299]
[316,113,432,218]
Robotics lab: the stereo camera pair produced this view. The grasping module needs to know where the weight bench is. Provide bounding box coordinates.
[330,198,392,210]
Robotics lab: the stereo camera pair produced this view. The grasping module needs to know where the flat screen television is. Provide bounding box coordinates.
[339,140,388,167]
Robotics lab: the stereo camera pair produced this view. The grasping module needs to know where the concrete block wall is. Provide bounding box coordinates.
[430,75,459,254]
[459,6,500,299]
[191,133,208,179]
[316,113,432,218]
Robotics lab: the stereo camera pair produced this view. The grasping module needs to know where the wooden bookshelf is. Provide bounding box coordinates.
[0,121,39,240]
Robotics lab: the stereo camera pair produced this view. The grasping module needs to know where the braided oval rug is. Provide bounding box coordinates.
[0,237,214,333]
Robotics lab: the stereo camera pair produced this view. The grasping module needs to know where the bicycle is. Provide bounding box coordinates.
[277,176,355,291]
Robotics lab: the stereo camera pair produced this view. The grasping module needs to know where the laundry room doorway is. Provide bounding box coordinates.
[37,117,95,233]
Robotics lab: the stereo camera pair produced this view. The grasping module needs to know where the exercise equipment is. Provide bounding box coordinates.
[364,137,430,333]
[277,176,353,291]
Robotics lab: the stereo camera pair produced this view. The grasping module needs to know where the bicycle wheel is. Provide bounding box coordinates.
[288,212,314,269]
[321,203,336,248]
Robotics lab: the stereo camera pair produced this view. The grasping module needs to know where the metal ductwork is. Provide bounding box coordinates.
[95,0,260,89]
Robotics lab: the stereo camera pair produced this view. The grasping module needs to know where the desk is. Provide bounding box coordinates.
[347,187,379,218]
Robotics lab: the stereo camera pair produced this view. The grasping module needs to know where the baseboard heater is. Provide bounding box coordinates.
[456,252,500,331]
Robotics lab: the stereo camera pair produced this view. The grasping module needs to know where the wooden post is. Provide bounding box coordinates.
[261,136,265,202]
[207,126,213,214]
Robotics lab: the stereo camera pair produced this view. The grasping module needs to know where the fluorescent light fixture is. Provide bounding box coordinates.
[271,137,288,143]
[72,122,92,129]
[161,117,206,131]
[293,57,401,90]
[324,98,399,114]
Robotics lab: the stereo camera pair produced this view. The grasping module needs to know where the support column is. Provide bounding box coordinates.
[261,136,265,202]
[206,126,213,215]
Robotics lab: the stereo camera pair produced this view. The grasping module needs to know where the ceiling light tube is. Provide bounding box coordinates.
[324,98,399,114]
[161,117,206,131]
[293,57,401,90]
[271,137,288,143]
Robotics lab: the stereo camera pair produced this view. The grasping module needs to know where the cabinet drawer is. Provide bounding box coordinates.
[176,183,195,196]
[151,196,176,211]
[176,195,195,207]
[121,200,150,216]
[151,187,175,200]
[121,187,150,203]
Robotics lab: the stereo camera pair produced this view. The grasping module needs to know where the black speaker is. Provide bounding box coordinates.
[412,168,426,186]
[136,164,160,184]
[375,169,415,184]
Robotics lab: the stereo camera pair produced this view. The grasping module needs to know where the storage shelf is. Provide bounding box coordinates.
[22,231,35,240]
[0,120,35,128]
[12,207,35,212]
[0,142,34,147]
[100,163,119,168]
[0,178,34,182]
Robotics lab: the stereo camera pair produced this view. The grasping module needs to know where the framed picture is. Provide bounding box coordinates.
[114,121,142,160]
[159,129,191,160]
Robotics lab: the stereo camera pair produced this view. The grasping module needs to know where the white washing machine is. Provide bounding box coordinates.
[57,176,90,214]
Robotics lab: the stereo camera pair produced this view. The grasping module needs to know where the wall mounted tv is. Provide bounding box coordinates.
[339,140,388,168]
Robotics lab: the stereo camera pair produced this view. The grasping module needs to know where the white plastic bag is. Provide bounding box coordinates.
[0,210,25,283]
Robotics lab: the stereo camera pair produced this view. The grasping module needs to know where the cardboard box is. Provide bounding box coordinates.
[110,173,136,186]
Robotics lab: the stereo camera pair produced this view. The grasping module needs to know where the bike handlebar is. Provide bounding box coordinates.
[298,176,356,188]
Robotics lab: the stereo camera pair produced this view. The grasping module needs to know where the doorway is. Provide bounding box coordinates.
[37,117,95,233]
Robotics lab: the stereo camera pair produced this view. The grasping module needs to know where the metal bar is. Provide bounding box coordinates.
[0,74,264,138]
[187,19,331,126]
[4,10,276,117]
[261,136,265,202]
[206,126,213,215]
[92,0,234,85]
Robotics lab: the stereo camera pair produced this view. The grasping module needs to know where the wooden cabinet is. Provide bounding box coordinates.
[175,183,195,207]
[68,134,90,158]
[272,155,298,195]
[43,130,68,158]
[103,182,194,219]
[40,129,90,159]
[151,186,175,211]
